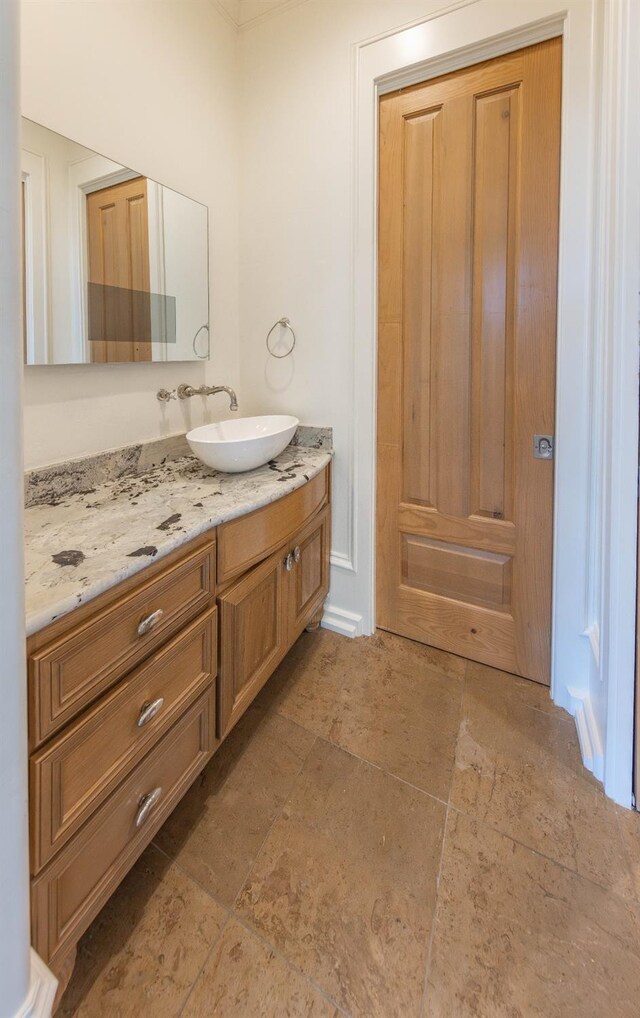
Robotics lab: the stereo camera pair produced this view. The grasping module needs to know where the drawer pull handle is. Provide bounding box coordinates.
[136,697,165,728]
[293,545,301,563]
[135,787,162,828]
[284,551,294,572]
[137,609,164,636]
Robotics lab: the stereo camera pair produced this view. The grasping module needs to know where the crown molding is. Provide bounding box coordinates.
[208,0,240,30]
[238,0,312,32]
[208,0,312,32]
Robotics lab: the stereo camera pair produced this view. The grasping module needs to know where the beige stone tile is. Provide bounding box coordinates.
[58,844,226,1018]
[617,804,640,902]
[259,627,463,799]
[257,632,346,740]
[154,706,316,906]
[236,739,446,1018]
[465,658,570,718]
[325,661,461,800]
[261,629,466,722]
[357,628,467,680]
[426,811,640,1018]
[288,627,466,679]
[182,918,339,1018]
[451,673,633,897]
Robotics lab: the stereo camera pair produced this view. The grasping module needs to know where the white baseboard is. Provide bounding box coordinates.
[568,687,605,783]
[321,603,363,638]
[13,950,57,1018]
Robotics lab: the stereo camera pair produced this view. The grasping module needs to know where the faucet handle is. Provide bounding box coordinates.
[157,388,177,402]
[177,383,197,399]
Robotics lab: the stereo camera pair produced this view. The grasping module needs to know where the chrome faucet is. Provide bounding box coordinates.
[157,384,239,411]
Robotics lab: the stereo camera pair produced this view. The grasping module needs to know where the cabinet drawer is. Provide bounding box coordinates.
[29,537,216,748]
[217,467,328,586]
[31,687,215,966]
[30,608,217,873]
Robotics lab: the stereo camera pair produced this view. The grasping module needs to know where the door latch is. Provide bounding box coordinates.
[533,435,554,460]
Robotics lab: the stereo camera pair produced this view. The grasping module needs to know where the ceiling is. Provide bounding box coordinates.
[215,0,305,29]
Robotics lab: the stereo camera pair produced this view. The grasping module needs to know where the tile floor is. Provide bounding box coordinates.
[59,628,640,1017]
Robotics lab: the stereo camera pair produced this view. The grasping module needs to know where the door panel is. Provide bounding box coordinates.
[377,39,561,684]
[470,88,518,522]
[402,536,512,611]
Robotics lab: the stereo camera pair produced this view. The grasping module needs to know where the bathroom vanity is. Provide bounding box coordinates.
[24,438,331,1001]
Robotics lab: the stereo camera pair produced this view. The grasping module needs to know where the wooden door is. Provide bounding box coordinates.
[218,550,288,738]
[86,176,152,362]
[377,39,561,684]
[288,505,331,642]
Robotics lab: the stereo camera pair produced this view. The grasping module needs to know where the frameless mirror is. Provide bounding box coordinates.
[21,118,209,365]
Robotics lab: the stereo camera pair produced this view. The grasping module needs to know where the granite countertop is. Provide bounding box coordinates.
[25,443,332,636]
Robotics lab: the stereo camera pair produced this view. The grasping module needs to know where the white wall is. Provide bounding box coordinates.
[21,0,240,469]
[0,2,33,1014]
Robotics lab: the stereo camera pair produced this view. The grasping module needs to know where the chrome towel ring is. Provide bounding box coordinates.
[266,317,296,358]
[192,323,210,359]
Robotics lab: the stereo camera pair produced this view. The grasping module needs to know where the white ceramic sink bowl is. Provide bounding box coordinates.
[186,415,299,473]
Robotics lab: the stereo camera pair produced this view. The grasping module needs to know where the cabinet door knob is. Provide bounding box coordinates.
[136,697,165,728]
[284,551,294,571]
[135,787,162,828]
[293,545,301,563]
[137,608,164,636]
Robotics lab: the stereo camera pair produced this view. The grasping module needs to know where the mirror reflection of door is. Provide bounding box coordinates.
[86,176,152,363]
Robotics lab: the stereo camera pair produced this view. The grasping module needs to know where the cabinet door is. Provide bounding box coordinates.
[218,550,287,738]
[288,505,331,641]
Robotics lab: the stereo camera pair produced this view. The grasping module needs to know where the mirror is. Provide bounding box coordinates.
[21,118,209,365]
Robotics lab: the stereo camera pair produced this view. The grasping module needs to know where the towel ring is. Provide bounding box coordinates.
[266,317,296,359]
[192,323,209,359]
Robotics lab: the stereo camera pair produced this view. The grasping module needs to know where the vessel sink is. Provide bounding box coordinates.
[186,415,299,473]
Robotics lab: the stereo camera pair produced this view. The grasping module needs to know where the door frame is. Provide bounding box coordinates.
[348,0,639,805]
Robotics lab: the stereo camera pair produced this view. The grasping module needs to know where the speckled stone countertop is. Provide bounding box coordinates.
[25,444,332,637]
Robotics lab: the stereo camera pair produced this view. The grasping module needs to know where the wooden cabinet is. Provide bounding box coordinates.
[287,505,331,643]
[218,499,331,739]
[27,464,330,1007]
[217,469,328,586]
[218,552,288,738]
